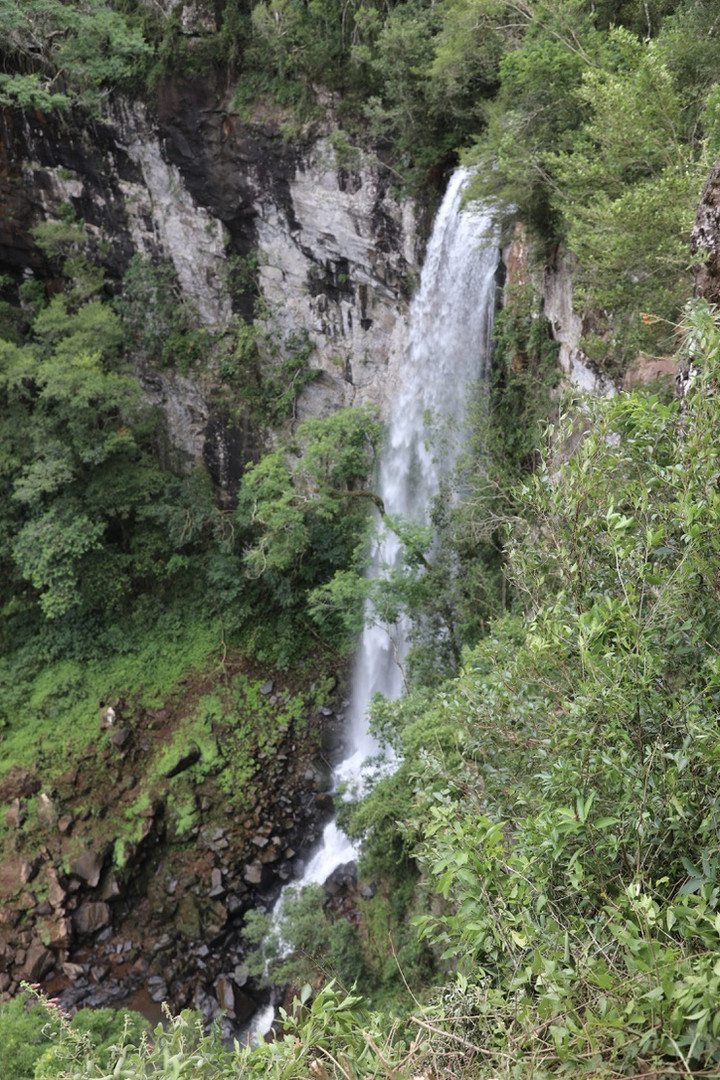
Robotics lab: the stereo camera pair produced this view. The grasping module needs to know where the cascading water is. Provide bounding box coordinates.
[252,170,498,1037]
[305,168,498,869]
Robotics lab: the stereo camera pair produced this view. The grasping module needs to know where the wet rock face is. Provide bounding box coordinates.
[254,135,420,420]
[692,158,720,304]
[149,70,421,419]
[541,250,614,397]
[152,73,296,272]
[502,227,614,396]
[0,106,140,282]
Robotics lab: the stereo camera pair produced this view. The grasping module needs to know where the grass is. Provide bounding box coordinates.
[0,612,224,785]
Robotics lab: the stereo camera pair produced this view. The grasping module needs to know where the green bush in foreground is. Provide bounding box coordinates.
[19,983,430,1080]
[0,992,149,1080]
[405,300,720,1076]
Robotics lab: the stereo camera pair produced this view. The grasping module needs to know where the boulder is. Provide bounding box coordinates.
[62,961,87,981]
[623,353,677,389]
[100,875,121,900]
[73,901,111,936]
[243,861,264,886]
[47,867,67,909]
[22,939,55,982]
[148,974,168,1002]
[72,851,104,888]
[44,916,72,948]
[37,793,57,828]
[0,769,40,801]
[57,814,74,835]
[194,984,220,1022]
[164,743,201,778]
[109,727,131,750]
[5,798,24,829]
[20,859,40,885]
[209,868,224,898]
[324,861,357,897]
[215,974,237,1015]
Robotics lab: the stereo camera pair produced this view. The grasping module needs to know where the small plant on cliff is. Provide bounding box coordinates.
[489,282,560,475]
[222,307,319,426]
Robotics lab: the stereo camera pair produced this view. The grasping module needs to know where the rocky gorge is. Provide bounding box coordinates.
[3,30,719,1042]
[0,66,426,1027]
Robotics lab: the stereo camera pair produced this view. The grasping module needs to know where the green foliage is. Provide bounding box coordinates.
[19,981,431,1080]
[32,207,109,306]
[0,72,68,113]
[151,672,312,805]
[235,407,381,660]
[249,884,337,984]
[33,1005,150,1078]
[224,307,319,424]
[465,2,713,376]
[248,0,366,95]
[0,259,377,712]
[0,608,221,784]
[428,0,506,118]
[114,255,191,361]
[490,283,561,473]
[355,300,720,1076]
[0,0,152,111]
[32,296,124,362]
[0,300,163,619]
[361,2,443,174]
[549,26,709,371]
[466,1,602,236]
[0,993,54,1080]
[0,992,150,1080]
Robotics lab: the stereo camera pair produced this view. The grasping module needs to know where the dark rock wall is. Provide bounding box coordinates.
[0,106,141,285]
[692,158,720,305]
[0,685,347,1030]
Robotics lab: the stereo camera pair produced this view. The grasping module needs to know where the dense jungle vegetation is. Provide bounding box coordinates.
[2,0,720,1077]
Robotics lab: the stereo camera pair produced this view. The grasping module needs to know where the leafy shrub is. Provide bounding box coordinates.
[397,300,720,1075]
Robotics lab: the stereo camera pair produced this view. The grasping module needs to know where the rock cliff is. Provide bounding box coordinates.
[0,74,420,492]
[692,158,720,305]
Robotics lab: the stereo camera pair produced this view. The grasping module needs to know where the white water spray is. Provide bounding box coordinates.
[252,171,497,1037]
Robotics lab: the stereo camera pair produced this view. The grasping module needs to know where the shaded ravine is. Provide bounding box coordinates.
[254,169,499,1034]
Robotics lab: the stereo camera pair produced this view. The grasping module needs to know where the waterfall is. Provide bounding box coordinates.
[252,170,497,1036]
[311,168,497,859]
